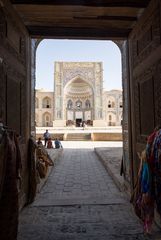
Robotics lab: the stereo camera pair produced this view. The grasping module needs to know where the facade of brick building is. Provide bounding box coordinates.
[35,62,122,127]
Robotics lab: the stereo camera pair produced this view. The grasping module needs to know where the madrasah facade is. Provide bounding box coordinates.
[35,62,123,127]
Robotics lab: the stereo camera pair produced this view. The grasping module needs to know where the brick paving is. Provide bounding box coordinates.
[95,147,124,191]
[18,142,160,240]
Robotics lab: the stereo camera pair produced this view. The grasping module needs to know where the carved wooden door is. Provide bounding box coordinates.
[129,0,161,183]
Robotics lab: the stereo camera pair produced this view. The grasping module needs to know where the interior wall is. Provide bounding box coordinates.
[30,39,38,137]
[0,0,31,208]
[121,41,133,189]
[128,0,161,183]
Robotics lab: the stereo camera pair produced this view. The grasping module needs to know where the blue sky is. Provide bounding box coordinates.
[36,40,122,91]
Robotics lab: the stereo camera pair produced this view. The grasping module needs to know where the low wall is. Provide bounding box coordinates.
[36,132,122,141]
[91,133,122,141]
[36,126,123,141]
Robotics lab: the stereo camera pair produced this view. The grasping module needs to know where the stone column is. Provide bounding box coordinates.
[53,62,66,126]
[116,95,120,125]
[93,62,106,126]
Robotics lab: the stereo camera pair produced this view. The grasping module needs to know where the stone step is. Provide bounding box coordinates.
[66,133,91,141]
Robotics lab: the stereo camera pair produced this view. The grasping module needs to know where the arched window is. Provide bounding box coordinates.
[42,97,51,108]
[67,99,73,109]
[57,110,61,119]
[119,102,123,108]
[112,101,115,108]
[108,114,112,126]
[35,114,39,126]
[35,98,39,108]
[76,100,82,109]
[108,97,115,108]
[43,112,51,127]
[85,99,90,108]
[108,101,111,108]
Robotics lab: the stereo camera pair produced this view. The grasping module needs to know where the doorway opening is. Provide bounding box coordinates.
[33,38,128,185]
[76,118,82,127]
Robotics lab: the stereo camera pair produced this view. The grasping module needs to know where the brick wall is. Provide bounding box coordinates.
[0,0,31,208]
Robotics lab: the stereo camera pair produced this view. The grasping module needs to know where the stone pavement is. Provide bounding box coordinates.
[18,142,160,240]
[95,147,124,192]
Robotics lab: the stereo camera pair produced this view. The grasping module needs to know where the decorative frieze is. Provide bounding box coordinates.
[62,68,95,86]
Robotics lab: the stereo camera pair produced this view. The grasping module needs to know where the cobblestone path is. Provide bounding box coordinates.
[18,144,159,240]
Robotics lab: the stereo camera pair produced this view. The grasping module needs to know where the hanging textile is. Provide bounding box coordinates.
[152,130,161,215]
[0,130,7,199]
[27,137,54,204]
[131,127,161,234]
[131,150,154,233]
[0,129,22,240]
[27,137,38,204]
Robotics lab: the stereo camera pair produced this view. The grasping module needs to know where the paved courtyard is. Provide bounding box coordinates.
[18,142,159,240]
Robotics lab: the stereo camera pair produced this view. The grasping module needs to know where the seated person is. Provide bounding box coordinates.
[37,137,43,147]
[47,138,54,149]
[54,138,63,149]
